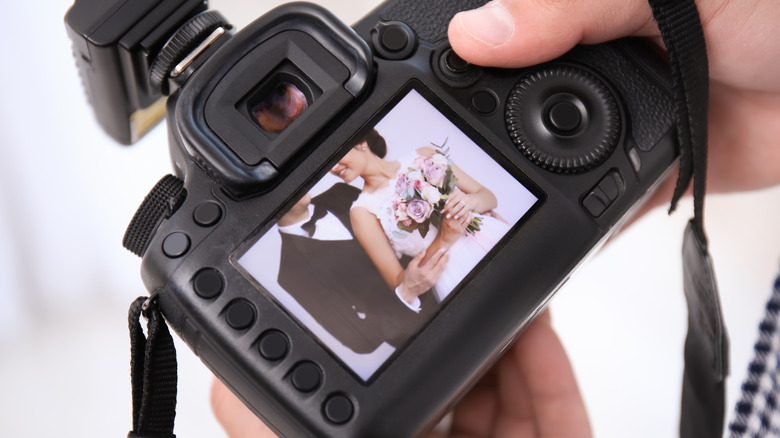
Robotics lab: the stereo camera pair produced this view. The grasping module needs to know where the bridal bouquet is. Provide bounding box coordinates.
[392,141,482,238]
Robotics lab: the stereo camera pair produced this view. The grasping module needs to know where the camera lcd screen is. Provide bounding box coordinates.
[237,88,539,381]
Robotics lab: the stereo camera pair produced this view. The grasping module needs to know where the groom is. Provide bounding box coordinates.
[276,182,440,354]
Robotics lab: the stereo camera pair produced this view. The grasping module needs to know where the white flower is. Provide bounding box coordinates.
[430,153,449,167]
[407,170,424,184]
[420,186,442,204]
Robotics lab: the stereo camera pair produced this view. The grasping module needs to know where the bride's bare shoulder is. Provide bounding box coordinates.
[350,205,382,231]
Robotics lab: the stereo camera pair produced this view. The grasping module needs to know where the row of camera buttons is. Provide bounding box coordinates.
[194,268,355,425]
[167,203,354,426]
[373,21,498,116]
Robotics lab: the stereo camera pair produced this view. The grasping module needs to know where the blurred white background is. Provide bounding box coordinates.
[1,0,778,437]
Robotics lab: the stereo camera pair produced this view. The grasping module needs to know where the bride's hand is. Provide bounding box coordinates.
[443,188,478,221]
[439,210,471,246]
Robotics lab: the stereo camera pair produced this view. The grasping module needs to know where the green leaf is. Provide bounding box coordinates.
[419,221,430,238]
[430,210,442,230]
[467,216,483,235]
[397,222,416,233]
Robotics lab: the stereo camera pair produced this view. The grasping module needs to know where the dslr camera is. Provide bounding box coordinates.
[66,0,677,436]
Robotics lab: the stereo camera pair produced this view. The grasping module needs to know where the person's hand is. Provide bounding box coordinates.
[443,187,478,220]
[425,310,590,438]
[211,379,277,438]
[210,310,590,438]
[449,0,780,210]
[438,210,471,247]
[398,248,450,303]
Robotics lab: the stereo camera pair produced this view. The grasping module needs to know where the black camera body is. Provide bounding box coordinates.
[67,0,677,436]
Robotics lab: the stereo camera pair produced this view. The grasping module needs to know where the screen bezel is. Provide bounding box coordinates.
[231,81,545,383]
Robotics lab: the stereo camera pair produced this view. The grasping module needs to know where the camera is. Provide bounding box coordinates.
[66,0,678,436]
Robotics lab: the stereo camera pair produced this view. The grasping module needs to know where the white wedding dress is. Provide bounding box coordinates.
[352,159,510,302]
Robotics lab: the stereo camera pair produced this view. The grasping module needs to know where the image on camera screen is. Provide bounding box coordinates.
[237,88,539,380]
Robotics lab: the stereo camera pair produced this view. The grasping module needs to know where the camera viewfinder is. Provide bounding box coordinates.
[251,82,309,134]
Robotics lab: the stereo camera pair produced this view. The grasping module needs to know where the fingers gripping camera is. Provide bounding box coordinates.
[67,0,677,436]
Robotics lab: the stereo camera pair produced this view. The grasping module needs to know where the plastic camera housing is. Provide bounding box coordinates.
[67,1,678,436]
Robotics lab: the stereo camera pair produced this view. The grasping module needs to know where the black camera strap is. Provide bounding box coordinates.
[124,0,727,437]
[128,296,178,438]
[649,0,729,436]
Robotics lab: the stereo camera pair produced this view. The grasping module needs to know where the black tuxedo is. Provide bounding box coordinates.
[277,183,430,354]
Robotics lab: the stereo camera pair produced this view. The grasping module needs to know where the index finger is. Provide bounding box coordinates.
[448,0,658,68]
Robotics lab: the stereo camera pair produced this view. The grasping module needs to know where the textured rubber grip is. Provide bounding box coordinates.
[123,175,186,257]
[379,0,488,42]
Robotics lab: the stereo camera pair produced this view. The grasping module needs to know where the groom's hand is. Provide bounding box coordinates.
[398,248,449,303]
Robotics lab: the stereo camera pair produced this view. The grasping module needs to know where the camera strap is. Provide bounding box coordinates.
[649,0,729,436]
[128,296,178,438]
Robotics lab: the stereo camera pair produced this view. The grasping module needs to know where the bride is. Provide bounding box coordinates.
[330,129,510,304]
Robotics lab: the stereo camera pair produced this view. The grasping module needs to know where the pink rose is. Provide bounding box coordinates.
[394,200,409,221]
[406,199,433,223]
[424,166,446,188]
[423,157,449,188]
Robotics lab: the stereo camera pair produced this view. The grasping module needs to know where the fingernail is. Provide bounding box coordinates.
[454,1,515,47]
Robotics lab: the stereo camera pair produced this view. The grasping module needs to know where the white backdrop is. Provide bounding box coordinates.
[1,0,778,437]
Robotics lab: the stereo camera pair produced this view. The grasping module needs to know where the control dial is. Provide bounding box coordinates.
[506,66,621,173]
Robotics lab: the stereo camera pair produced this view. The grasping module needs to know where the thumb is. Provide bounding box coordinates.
[448,0,658,68]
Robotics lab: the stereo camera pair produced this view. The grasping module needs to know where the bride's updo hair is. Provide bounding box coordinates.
[362,129,387,158]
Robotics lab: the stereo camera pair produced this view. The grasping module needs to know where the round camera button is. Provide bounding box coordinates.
[225,300,255,330]
[444,49,469,73]
[323,394,354,425]
[372,22,416,60]
[193,269,224,299]
[380,26,409,52]
[547,100,583,134]
[162,232,190,258]
[471,90,498,115]
[258,330,289,361]
[434,46,482,87]
[291,361,322,392]
[193,202,222,227]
